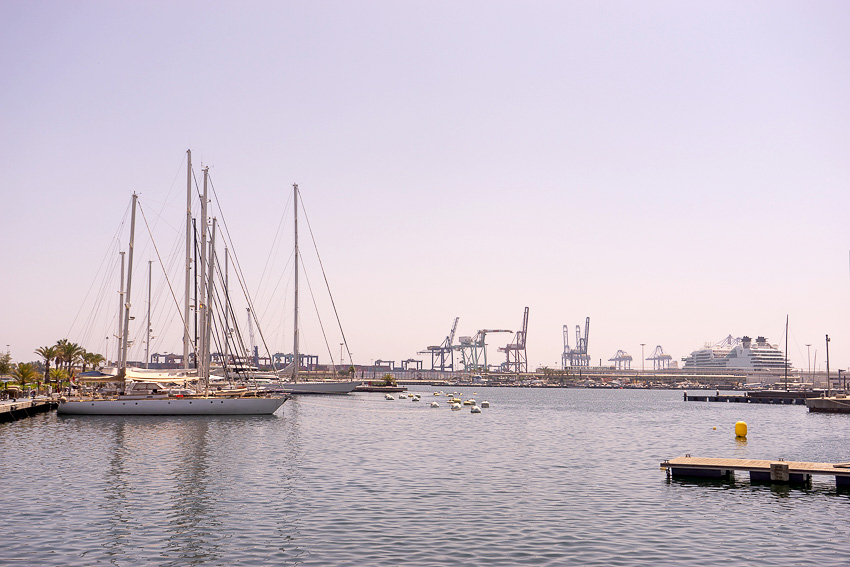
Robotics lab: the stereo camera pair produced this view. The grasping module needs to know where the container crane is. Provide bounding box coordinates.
[455,328,511,372]
[500,307,529,374]
[418,317,459,372]
[562,317,591,367]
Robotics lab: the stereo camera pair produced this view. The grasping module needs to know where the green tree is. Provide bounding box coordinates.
[0,352,12,376]
[56,339,84,376]
[12,362,38,392]
[34,345,58,385]
[82,351,105,371]
[381,373,397,387]
[50,368,69,391]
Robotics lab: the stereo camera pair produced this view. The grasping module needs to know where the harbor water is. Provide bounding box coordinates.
[2,387,849,566]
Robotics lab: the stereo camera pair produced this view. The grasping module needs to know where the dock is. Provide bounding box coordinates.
[684,390,821,405]
[661,456,850,487]
[0,399,59,423]
[806,396,850,413]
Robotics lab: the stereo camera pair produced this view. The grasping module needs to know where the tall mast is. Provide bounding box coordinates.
[146,260,152,369]
[293,183,299,382]
[204,218,217,395]
[224,246,229,369]
[184,149,192,370]
[198,167,209,378]
[120,193,138,374]
[784,315,789,391]
[116,251,125,366]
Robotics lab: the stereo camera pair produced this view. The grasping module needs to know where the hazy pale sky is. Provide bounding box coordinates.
[2,1,849,372]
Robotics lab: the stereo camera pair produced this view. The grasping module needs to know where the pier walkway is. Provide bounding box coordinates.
[684,390,821,405]
[661,456,850,487]
[0,398,58,423]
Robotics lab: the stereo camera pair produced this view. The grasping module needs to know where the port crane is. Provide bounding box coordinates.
[647,345,672,370]
[500,307,529,374]
[418,317,459,372]
[562,317,591,368]
[609,350,632,370]
[455,328,512,372]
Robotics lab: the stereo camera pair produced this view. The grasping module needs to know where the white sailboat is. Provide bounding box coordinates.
[59,152,288,416]
[270,183,359,395]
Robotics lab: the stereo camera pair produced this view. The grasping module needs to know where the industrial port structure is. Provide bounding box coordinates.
[417,308,530,374]
[562,317,591,368]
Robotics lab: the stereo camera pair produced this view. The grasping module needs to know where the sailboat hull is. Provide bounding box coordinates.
[57,396,287,416]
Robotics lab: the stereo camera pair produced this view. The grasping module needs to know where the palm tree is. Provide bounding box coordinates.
[12,362,38,394]
[34,345,58,385]
[55,339,84,376]
[84,352,105,371]
[50,368,69,392]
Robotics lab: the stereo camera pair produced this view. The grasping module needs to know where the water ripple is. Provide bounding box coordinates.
[2,389,850,565]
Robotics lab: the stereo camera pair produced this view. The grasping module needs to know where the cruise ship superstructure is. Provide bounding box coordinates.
[683,335,789,372]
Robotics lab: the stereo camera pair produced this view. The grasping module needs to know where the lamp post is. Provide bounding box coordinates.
[640,343,646,373]
[805,343,812,385]
[825,334,831,396]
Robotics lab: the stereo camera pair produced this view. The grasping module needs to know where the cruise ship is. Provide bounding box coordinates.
[683,335,789,371]
[681,335,740,368]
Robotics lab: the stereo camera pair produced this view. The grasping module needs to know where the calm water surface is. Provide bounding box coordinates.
[2,388,849,566]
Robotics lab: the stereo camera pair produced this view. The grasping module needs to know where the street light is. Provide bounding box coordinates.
[825,334,831,396]
[805,343,812,385]
[640,343,646,373]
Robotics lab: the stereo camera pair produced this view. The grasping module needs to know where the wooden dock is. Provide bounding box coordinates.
[661,456,850,487]
[0,399,59,423]
[684,390,821,405]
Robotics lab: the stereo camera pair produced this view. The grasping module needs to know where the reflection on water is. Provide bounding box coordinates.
[100,420,131,564]
[164,418,220,566]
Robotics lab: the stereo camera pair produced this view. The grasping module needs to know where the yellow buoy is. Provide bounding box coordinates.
[712,426,716,430]
[735,421,747,438]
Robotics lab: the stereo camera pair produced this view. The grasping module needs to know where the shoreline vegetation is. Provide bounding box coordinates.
[0,339,104,399]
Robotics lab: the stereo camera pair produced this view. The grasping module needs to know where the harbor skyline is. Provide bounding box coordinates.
[2,2,849,371]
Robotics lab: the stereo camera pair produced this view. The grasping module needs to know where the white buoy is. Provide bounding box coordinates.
[481,401,490,408]
[451,402,461,411]
[471,405,482,413]
[430,401,439,408]
[399,393,407,399]
[411,396,420,402]
[385,393,395,400]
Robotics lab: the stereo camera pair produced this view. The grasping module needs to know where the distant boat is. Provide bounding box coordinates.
[271,183,359,395]
[59,152,287,416]
[275,381,359,395]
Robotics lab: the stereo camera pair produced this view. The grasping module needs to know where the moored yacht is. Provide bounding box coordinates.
[58,152,287,416]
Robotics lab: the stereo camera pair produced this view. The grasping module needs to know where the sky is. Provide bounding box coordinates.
[2,1,849,372]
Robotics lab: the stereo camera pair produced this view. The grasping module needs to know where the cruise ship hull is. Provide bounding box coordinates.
[57,396,287,416]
